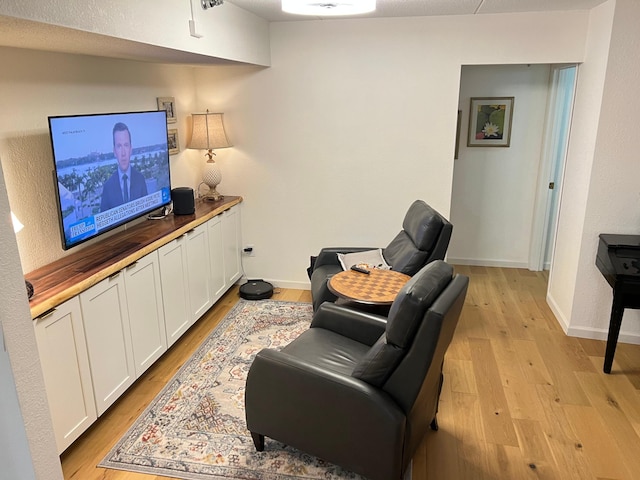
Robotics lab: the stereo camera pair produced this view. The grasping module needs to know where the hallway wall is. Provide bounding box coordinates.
[449,64,551,268]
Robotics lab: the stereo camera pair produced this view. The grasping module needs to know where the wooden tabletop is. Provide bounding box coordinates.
[26,196,242,318]
[328,268,411,306]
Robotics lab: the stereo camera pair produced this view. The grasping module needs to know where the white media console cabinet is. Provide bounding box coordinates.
[26,196,243,453]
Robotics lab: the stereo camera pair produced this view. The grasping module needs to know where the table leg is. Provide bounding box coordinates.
[603,299,624,374]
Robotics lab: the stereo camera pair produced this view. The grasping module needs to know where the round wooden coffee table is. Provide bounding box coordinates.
[328,268,411,306]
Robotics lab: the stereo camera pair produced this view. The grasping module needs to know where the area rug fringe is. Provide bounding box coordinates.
[99,299,365,480]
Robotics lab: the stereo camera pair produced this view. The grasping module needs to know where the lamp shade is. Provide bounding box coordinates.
[187,112,231,150]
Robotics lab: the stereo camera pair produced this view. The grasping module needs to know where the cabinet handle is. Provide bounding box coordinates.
[186,228,195,235]
[126,261,139,270]
[109,271,121,280]
[38,308,57,320]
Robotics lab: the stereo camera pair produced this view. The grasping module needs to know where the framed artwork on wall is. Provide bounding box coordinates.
[467,97,514,147]
[168,129,179,155]
[157,96,177,123]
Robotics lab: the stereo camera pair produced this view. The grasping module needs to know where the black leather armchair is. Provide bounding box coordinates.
[309,199,453,311]
[245,261,468,480]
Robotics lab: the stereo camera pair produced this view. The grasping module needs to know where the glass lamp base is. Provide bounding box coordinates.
[202,188,222,202]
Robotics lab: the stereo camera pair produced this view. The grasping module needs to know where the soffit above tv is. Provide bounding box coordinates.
[0,15,244,67]
[228,0,608,22]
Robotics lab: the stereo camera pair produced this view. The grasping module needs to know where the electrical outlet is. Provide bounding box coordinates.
[243,244,255,257]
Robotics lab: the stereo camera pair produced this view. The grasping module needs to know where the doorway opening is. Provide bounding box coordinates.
[529,64,578,272]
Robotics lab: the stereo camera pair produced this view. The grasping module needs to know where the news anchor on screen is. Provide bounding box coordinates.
[100,122,148,212]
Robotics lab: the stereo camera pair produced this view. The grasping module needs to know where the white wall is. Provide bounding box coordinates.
[0,164,62,478]
[552,0,640,343]
[449,64,551,268]
[195,12,588,288]
[547,1,614,332]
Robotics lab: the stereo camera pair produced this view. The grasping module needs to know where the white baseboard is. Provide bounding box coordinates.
[546,291,640,345]
[565,325,640,345]
[271,279,312,290]
[546,292,570,334]
[446,257,529,269]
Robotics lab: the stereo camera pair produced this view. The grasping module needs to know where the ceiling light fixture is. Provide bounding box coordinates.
[282,0,376,16]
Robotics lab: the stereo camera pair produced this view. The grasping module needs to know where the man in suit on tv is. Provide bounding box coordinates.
[100,122,148,212]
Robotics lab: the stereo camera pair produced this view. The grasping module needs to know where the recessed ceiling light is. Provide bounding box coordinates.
[282,0,376,16]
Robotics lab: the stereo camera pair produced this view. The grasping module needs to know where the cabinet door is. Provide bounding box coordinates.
[222,205,242,285]
[80,273,135,416]
[185,223,212,322]
[33,296,97,454]
[158,236,191,347]
[207,214,226,302]
[124,251,167,378]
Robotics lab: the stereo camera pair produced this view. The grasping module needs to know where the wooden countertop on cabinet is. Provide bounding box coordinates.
[26,195,242,318]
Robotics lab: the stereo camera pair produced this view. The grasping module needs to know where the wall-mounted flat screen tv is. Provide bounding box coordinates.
[48,110,172,250]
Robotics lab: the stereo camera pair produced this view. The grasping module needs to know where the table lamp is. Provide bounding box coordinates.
[187,111,232,201]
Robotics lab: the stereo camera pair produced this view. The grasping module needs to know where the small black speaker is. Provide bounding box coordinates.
[171,187,195,215]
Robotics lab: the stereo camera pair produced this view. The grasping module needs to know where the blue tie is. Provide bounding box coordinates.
[122,174,129,203]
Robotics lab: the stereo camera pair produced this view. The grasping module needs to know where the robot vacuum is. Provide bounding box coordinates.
[239,279,274,300]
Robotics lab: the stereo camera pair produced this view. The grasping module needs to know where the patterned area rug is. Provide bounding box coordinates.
[99,299,366,480]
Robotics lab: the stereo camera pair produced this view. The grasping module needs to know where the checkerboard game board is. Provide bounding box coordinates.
[328,268,411,305]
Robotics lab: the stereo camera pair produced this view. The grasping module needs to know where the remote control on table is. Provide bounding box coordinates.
[350,265,370,274]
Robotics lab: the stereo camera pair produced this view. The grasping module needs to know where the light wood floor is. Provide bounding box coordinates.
[60,266,640,480]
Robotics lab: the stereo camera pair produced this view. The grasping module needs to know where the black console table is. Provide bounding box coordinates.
[595,233,640,373]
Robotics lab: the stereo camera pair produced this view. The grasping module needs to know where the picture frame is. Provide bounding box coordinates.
[168,128,179,155]
[467,97,514,147]
[157,96,177,123]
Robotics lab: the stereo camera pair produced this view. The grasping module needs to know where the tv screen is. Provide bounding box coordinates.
[48,110,172,250]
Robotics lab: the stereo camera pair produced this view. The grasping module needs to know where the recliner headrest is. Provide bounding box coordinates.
[386,260,454,348]
[351,260,454,387]
[403,200,445,252]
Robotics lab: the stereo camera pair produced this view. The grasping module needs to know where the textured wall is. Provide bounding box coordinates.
[565,0,640,342]
[0,167,62,479]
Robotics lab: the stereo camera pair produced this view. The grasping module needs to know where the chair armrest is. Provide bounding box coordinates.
[311,302,387,346]
[245,349,407,479]
[314,247,378,269]
[245,348,405,445]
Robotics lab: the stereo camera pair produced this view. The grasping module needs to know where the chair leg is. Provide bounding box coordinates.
[251,432,265,451]
[430,416,439,431]
[429,370,444,432]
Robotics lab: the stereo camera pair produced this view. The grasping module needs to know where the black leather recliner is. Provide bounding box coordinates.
[245,261,469,480]
[309,199,453,311]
